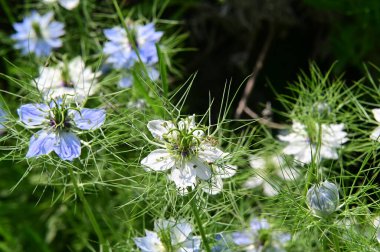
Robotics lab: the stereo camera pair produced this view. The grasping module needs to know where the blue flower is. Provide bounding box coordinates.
[18,99,105,161]
[0,107,6,133]
[232,218,290,251]
[11,11,65,57]
[103,23,163,69]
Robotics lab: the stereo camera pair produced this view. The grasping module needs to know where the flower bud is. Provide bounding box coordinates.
[306,180,339,217]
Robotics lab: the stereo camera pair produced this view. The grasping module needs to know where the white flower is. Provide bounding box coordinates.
[43,0,80,10]
[370,109,380,141]
[34,57,101,102]
[278,121,348,165]
[141,116,228,195]
[244,155,299,197]
[134,219,201,252]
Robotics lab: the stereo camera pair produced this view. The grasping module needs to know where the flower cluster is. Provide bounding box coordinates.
[279,121,348,165]
[18,99,105,161]
[34,57,101,102]
[11,11,65,57]
[103,23,163,87]
[133,219,201,252]
[141,116,233,195]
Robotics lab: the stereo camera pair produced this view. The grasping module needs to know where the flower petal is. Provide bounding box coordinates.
[370,126,380,141]
[58,0,80,10]
[18,104,50,127]
[71,108,106,130]
[373,109,380,123]
[26,129,57,158]
[54,131,81,161]
[147,119,175,140]
[187,158,212,180]
[201,176,223,195]
[243,176,264,188]
[214,164,237,179]
[141,149,175,171]
[133,230,164,251]
[171,221,193,245]
[168,167,196,193]
[198,144,226,163]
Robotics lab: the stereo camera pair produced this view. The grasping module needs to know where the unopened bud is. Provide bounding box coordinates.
[307,180,339,217]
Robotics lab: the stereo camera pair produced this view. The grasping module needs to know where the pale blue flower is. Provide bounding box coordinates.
[103,23,163,69]
[134,219,201,252]
[11,11,65,57]
[0,107,6,133]
[18,99,105,161]
[232,218,290,252]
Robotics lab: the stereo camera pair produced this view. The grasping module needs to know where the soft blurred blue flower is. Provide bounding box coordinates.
[0,107,6,133]
[103,23,163,69]
[18,99,105,161]
[11,11,65,57]
[232,218,290,252]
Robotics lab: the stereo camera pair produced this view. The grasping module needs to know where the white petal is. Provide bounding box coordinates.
[171,221,193,245]
[59,0,80,10]
[187,158,212,180]
[198,144,226,163]
[214,164,237,178]
[169,167,196,192]
[276,167,300,181]
[320,145,338,160]
[248,155,266,170]
[370,126,380,141]
[141,149,175,171]
[201,176,223,195]
[262,182,278,197]
[147,120,175,140]
[243,176,264,188]
[373,109,380,123]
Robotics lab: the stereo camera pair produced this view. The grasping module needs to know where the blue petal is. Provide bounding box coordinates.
[54,131,81,161]
[119,76,133,88]
[231,231,253,246]
[18,103,50,127]
[26,129,57,158]
[71,108,106,130]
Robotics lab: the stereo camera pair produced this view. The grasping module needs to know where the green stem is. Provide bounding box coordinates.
[67,165,108,251]
[189,196,211,252]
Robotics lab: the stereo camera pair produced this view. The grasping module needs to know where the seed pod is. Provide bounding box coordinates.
[307,180,339,217]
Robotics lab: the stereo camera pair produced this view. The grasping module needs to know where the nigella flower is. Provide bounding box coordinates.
[18,98,105,161]
[34,56,101,102]
[103,23,163,69]
[11,11,65,57]
[244,155,299,197]
[141,115,229,195]
[306,180,339,217]
[42,0,80,10]
[134,218,201,252]
[232,218,291,252]
[278,121,348,165]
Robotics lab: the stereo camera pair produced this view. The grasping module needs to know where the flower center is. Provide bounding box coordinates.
[32,22,43,38]
[49,102,72,130]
